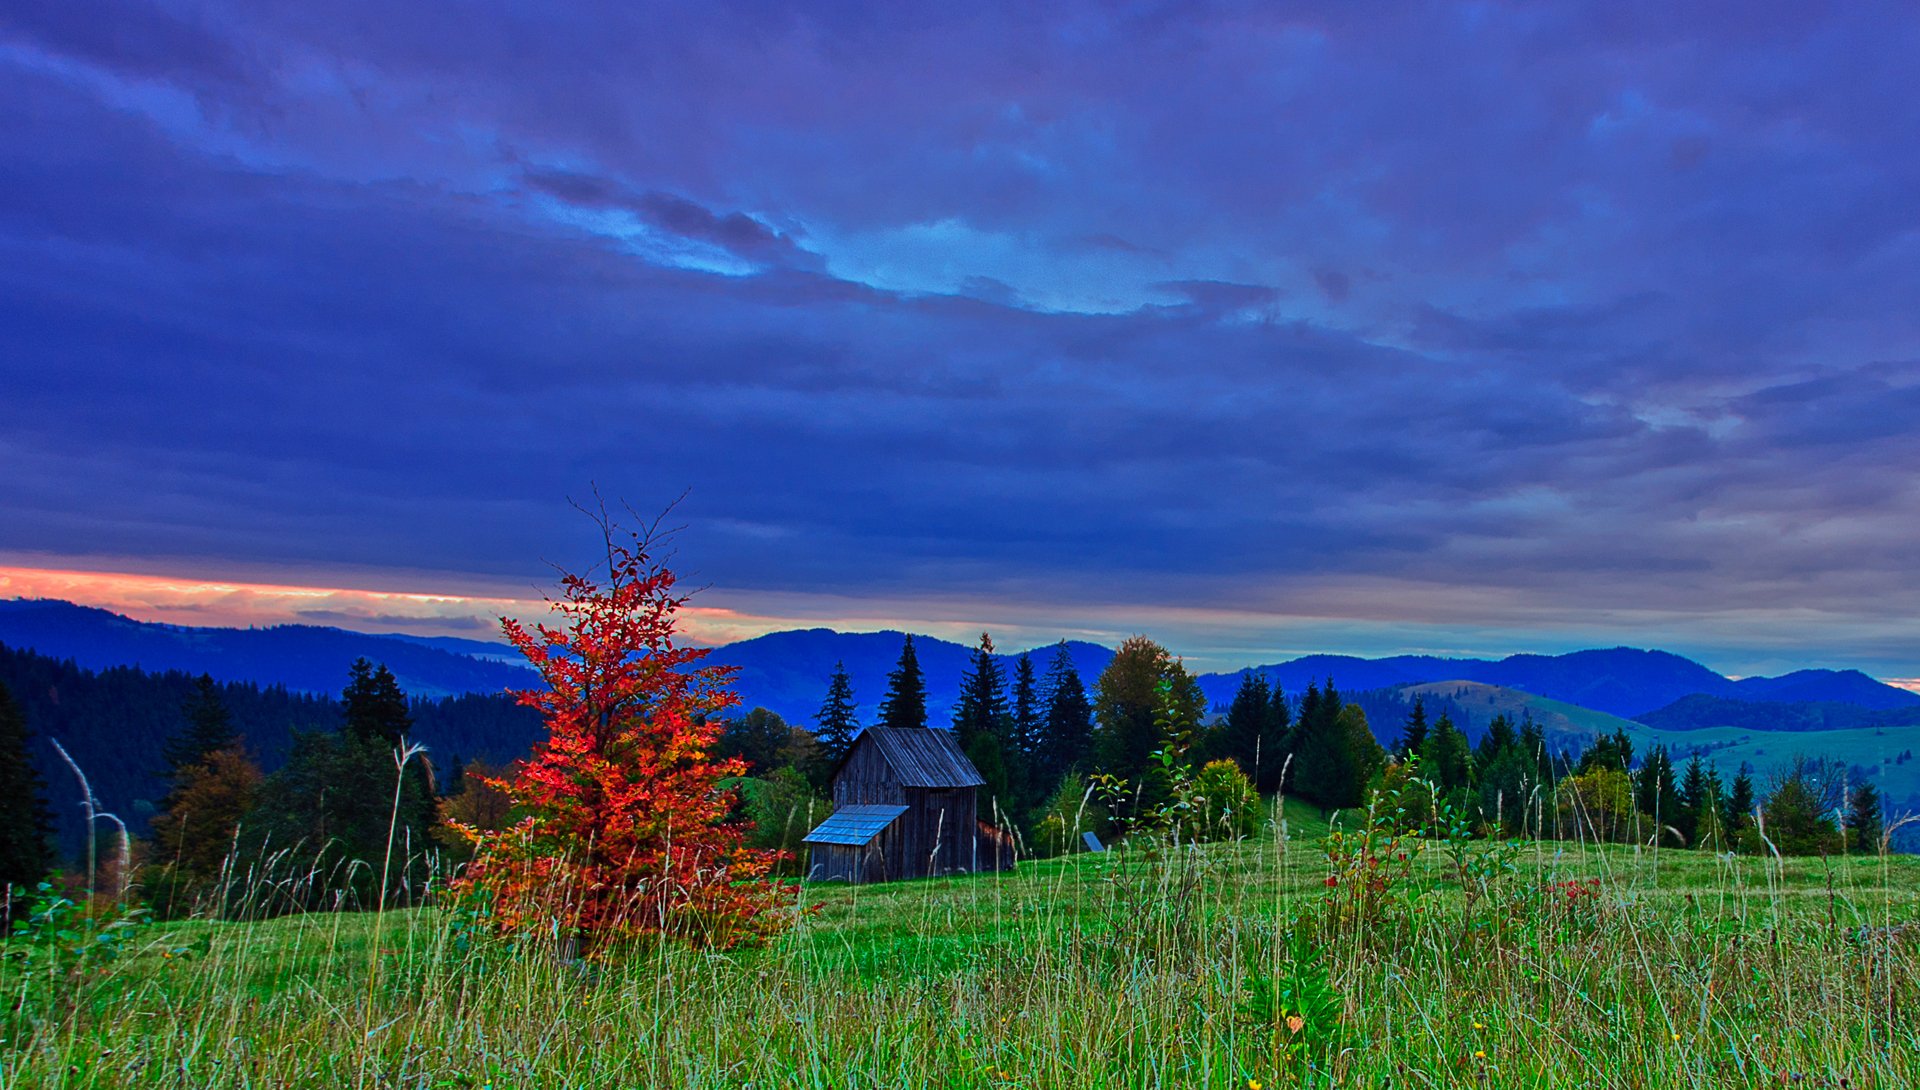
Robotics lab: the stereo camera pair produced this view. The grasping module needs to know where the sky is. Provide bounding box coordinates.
[1,2,1917,681]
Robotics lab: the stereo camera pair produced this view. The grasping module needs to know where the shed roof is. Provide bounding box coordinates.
[802,804,908,846]
[856,727,987,788]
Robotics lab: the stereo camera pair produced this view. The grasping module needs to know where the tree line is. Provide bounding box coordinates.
[721,634,1895,860]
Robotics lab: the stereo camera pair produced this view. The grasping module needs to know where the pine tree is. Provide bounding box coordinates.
[1040,643,1093,782]
[1419,712,1473,794]
[811,661,859,774]
[164,674,239,781]
[0,682,53,914]
[875,635,928,730]
[953,633,1017,821]
[1011,653,1043,809]
[1578,729,1635,775]
[1635,746,1682,842]
[1476,713,1517,765]
[1845,781,1883,854]
[343,659,413,747]
[1398,697,1430,758]
[1222,672,1271,785]
[1723,764,1756,836]
[1518,715,1555,789]
[1676,756,1711,848]
[1259,683,1291,795]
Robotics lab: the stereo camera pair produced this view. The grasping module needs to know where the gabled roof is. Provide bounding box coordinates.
[802,804,908,846]
[854,727,987,789]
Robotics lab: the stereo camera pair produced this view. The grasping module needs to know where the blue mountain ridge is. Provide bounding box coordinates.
[3,598,1914,725]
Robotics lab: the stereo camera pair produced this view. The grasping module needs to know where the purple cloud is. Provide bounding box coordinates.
[1,2,1917,676]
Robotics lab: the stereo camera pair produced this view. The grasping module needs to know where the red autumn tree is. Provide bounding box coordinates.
[450,515,792,953]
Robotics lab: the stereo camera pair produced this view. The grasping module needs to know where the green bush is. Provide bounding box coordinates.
[1180,760,1261,842]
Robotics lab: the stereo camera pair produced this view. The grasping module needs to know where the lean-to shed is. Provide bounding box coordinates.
[802,727,1013,882]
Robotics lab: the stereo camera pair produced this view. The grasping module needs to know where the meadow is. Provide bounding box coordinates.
[5,799,1917,1089]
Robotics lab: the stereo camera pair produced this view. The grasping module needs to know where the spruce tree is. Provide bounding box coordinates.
[1398,697,1429,758]
[1723,764,1756,835]
[952,634,1016,823]
[1676,756,1711,848]
[812,661,860,776]
[1845,781,1883,854]
[1040,643,1093,781]
[875,635,928,730]
[1011,653,1043,807]
[164,674,239,780]
[1476,713,1517,765]
[343,659,413,746]
[1419,712,1473,794]
[1222,672,1271,784]
[1635,745,1682,839]
[0,682,53,912]
[1259,683,1291,795]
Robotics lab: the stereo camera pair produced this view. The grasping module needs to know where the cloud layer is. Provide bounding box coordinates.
[2,2,1917,676]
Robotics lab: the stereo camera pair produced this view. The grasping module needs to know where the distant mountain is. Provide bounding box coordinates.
[3,598,1913,726]
[703,629,1114,728]
[1727,670,1920,710]
[1637,694,1920,734]
[1197,648,1918,719]
[0,599,534,698]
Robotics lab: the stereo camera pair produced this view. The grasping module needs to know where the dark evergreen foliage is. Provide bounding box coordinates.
[342,658,413,746]
[1040,642,1094,783]
[1723,764,1757,833]
[0,681,53,912]
[875,635,929,730]
[164,674,240,781]
[1845,781,1883,853]
[1397,697,1429,758]
[810,661,860,780]
[952,634,1018,822]
[0,641,540,861]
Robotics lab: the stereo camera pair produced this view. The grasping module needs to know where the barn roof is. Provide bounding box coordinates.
[857,727,987,788]
[802,804,908,846]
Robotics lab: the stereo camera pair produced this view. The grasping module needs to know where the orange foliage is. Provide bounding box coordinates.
[449,521,793,953]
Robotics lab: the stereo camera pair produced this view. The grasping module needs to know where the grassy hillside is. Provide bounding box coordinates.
[1400,679,1647,743]
[1402,679,1920,812]
[6,804,1918,1087]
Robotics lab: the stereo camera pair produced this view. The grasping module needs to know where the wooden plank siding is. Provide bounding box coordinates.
[807,728,1011,882]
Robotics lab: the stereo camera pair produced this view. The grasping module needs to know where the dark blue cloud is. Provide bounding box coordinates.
[1,2,1917,674]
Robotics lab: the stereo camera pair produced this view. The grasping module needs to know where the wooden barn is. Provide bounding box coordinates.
[802,727,1015,883]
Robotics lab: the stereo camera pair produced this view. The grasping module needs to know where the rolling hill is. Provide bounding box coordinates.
[0,599,535,697]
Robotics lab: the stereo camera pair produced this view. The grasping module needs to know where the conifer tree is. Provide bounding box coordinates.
[875,635,928,730]
[1635,745,1682,839]
[953,634,1018,823]
[1723,764,1757,836]
[812,661,859,774]
[343,659,413,746]
[1397,697,1429,758]
[1011,653,1043,807]
[1221,671,1271,785]
[1040,643,1094,783]
[1578,729,1635,775]
[1845,781,1883,854]
[1419,711,1474,794]
[1476,713,1517,765]
[1676,756,1712,848]
[1259,683,1291,795]
[0,682,53,913]
[164,674,239,781]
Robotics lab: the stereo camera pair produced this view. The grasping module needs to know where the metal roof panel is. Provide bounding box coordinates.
[802,804,909,846]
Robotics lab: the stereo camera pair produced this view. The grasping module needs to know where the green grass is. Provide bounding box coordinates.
[1404,680,1920,806]
[6,804,1920,1088]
